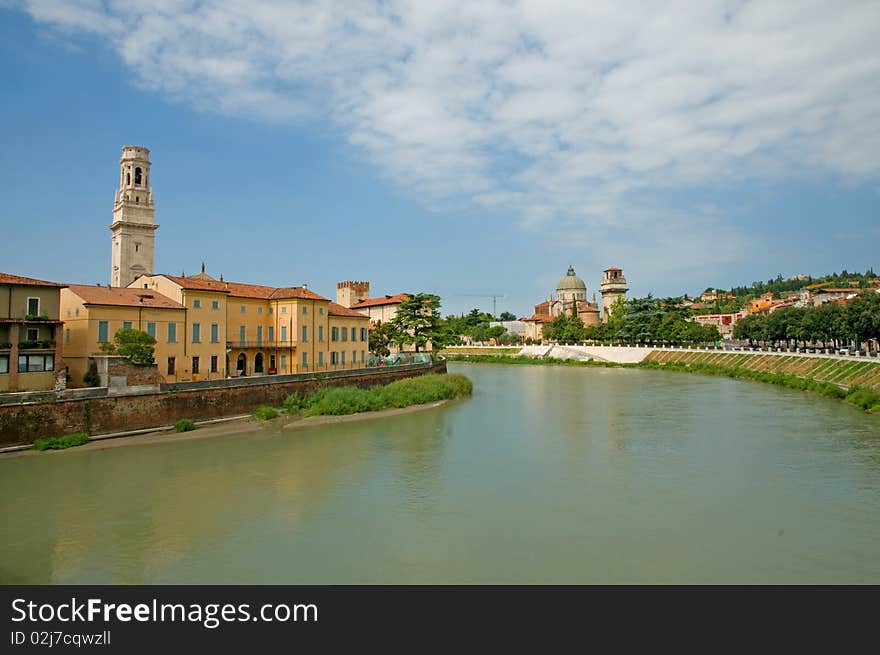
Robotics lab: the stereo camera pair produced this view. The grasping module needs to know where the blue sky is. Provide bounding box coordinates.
[1,2,878,317]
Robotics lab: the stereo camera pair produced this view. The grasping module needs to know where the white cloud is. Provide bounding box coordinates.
[18,0,880,267]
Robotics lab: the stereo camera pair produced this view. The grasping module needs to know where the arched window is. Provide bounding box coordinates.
[126,172,130,185]
[254,353,264,373]
[134,167,142,185]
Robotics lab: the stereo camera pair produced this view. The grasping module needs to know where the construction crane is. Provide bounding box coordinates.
[454,293,506,319]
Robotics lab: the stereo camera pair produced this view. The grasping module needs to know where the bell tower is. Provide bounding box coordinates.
[110,145,158,287]
[599,267,628,323]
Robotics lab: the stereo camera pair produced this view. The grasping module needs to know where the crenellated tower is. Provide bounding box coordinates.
[110,146,158,287]
[599,267,628,323]
[337,280,370,308]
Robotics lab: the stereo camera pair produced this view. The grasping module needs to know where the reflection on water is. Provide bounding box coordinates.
[1,363,879,583]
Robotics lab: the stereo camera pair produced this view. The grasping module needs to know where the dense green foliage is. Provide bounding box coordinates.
[174,418,196,432]
[368,320,395,357]
[388,293,452,352]
[729,269,876,300]
[584,295,720,345]
[33,432,90,451]
[252,406,280,420]
[734,291,880,349]
[444,354,624,367]
[440,309,522,345]
[100,328,157,365]
[282,374,472,417]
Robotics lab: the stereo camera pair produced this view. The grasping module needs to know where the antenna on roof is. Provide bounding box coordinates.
[220,273,224,282]
[201,262,206,274]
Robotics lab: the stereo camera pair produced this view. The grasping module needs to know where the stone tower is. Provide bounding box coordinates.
[110,146,158,287]
[336,281,370,308]
[599,267,628,323]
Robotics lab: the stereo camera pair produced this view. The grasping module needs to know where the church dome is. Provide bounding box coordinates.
[556,265,587,292]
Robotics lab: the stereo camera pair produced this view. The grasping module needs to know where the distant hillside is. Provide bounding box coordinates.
[725,269,876,300]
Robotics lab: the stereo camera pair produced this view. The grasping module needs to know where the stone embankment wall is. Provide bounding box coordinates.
[644,350,880,391]
[0,360,447,446]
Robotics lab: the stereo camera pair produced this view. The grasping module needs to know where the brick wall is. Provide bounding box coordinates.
[0,360,447,446]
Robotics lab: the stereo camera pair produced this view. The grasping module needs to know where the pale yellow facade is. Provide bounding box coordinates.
[60,286,198,386]
[132,273,370,377]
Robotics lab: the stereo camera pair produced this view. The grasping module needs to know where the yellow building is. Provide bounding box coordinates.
[61,284,189,386]
[1,272,66,392]
[132,271,370,376]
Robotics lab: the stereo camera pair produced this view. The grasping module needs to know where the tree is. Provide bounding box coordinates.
[389,293,445,353]
[368,320,395,357]
[100,328,156,365]
[498,311,517,321]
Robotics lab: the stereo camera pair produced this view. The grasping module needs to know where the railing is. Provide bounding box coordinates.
[226,341,296,349]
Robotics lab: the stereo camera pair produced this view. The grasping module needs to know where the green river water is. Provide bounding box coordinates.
[1,363,878,583]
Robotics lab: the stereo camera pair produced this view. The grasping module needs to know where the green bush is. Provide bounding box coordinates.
[252,406,280,420]
[174,418,196,432]
[845,387,880,411]
[281,373,473,418]
[33,432,89,451]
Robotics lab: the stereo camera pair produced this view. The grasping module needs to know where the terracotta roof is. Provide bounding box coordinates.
[67,284,184,309]
[160,275,231,293]
[327,302,370,319]
[523,314,555,323]
[0,272,65,288]
[158,275,328,301]
[351,293,410,309]
[268,286,328,301]
[604,267,622,272]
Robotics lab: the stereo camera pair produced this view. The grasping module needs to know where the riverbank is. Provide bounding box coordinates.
[0,398,457,459]
[447,352,880,414]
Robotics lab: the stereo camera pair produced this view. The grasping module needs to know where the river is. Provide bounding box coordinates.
[1,363,878,583]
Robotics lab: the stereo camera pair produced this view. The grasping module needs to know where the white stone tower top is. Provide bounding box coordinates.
[599,267,628,322]
[110,145,158,287]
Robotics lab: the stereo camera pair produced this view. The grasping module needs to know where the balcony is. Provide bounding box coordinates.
[226,341,296,349]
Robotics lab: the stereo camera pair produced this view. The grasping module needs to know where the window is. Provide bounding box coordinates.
[319,307,324,315]
[301,325,308,342]
[240,305,246,313]
[27,297,40,316]
[318,326,324,342]
[26,328,38,342]
[302,306,308,315]
[268,326,274,343]
[192,356,200,375]
[0,355,8,374]
[268,307,273,315]
[123,321,132,330]
[352,350,356,365]
[134,167,142,185]
[135,243,140,252]
[98,321,109,343]
[302,352,308,368]
[280,355,286,371]
[211,300,219,310]
[331,327,339,341]
[18,354,53,373]
[341,327,348,342]
[281,306,287,314]
[146,322,156,338]
[318,351,324,367]
[65,329,70,344]
[192,323,201,343]
[194,299,201,309]
[361,350,365,363]
[280,326,287,342]
[258,307,263,314]
[168,322,177,343]
[211,324,219,343]
[361,327,368,342]
[270,355,276,371]
[239,325,246,345]
[350,327,356,341]
[331,351,338,365]
[341,351,346,365]
[210,355,218,373]
[257,326,263,345]
[167,357,175,375]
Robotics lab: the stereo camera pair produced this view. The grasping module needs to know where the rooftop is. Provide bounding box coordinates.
[351,293,410,309]
[67,284,184,309]
[0,272,65,288]
[327,302,369,319]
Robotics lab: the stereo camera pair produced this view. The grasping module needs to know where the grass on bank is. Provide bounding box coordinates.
[33,432,90,451]
[174,418,196,432]
[282,373,473,417]
[252,406,280,421]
